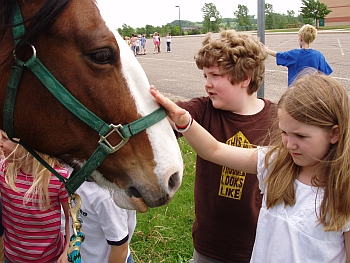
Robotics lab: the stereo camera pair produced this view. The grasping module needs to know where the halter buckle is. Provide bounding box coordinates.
[99,124,129,153]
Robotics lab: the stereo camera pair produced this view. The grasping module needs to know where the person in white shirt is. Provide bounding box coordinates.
[150,70,350,263]
[77,181,136,263]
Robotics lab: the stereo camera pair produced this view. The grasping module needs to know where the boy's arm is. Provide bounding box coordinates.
[108,242,129,263]
[260,42,277,57]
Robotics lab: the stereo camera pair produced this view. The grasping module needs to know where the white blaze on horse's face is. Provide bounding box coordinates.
[95,1,184,210]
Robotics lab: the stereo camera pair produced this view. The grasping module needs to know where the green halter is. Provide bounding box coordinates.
[4,0,167,195]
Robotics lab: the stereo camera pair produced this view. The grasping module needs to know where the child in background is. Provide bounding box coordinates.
[174,30,277,263]
[0,131,70,263]
[166,32,171,52]
[124,36,131,49]
[135,36,140,56]
[158,33,161,53]
[130,34,137,56]
[140,34,147,55]
[153,32,159,54]
[150,70,350,263]
[261,24,332,86]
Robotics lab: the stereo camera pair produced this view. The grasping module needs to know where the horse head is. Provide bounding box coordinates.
[0,0,183,212]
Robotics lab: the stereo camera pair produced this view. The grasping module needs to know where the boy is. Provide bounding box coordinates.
[261,24,332,86]
[141,34,147,55]
[175,30,277,263]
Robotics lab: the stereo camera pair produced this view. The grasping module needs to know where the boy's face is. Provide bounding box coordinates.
[203,66,246,112]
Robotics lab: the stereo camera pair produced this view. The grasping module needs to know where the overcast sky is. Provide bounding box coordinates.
[97,0,302,28]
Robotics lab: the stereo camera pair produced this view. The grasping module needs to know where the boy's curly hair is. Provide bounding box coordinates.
[194,30,267,94]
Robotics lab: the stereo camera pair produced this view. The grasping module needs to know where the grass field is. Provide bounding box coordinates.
[131,137,196,263]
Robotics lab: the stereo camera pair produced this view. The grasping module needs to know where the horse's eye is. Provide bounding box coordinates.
[89,49,113,64]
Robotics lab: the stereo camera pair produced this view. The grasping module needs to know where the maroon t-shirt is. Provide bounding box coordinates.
[177,97,277,263]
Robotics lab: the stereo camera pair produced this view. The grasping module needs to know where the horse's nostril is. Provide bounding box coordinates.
[168,172,180,189]
[128,187,142,198]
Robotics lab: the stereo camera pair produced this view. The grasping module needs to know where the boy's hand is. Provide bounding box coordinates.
[259,42,276,57]
[150,86,190,127]
[260,42,268,50]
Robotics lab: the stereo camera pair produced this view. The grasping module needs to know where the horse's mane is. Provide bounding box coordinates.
[0,0,71,59]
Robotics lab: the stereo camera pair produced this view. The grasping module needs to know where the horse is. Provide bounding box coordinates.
[0,0,183,213]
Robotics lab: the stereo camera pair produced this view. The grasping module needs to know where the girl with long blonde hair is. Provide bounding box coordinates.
[0,131,70,263]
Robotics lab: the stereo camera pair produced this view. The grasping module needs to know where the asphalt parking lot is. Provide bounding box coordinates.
[137,30,350,103]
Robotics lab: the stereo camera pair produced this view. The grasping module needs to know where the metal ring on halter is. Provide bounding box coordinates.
[12,43,37,60]
[29,43,37,57]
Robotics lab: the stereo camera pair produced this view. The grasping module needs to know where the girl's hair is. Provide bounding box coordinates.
[4,144,62,211]
[298,24,317,44]
[265,70,350,231]
[194,30,267,94]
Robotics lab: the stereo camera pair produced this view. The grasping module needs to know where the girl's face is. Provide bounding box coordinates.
[278,108,339,171]
[0,131,21,163]
[203,66,245,112]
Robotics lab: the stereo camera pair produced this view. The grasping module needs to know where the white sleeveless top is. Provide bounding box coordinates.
[251,147,349,263]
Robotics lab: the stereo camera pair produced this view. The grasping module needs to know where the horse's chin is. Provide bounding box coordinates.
[90,171,149,213]
[113,190,148,213]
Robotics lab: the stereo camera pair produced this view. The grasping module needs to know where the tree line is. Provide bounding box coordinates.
[117,0,331,38]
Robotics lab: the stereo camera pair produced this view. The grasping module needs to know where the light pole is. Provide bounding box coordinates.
[257,0,265,98]
[175,6,181,35]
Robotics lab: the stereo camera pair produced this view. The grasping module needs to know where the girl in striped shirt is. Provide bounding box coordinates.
[0,130,70,263]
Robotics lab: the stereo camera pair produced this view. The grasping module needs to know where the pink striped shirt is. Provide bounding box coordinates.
[0,162,69,263]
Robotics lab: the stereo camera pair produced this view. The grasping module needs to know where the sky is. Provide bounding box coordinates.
[97,0,302,29]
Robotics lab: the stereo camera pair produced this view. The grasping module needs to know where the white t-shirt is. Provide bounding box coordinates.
[76,181,136,263]
[251,147,349,263]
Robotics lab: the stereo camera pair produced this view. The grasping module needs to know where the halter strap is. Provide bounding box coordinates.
[4,0,167,195]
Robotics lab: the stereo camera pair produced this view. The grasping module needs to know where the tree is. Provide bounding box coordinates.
[286,10,298,25]
[234,4,252,28]
[300,0,331,27]
[201,3,222,33]
[136,27,146,35]
[265,3,276,29]
[117,24,135,38]
[171,25,181,36]
[144,24,155,38]
[225,20,231,30]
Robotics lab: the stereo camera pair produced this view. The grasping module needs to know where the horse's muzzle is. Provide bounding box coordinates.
[126,171,182,208]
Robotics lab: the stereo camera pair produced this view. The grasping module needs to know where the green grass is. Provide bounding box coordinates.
[316,25,350,30]
[130,138,196,263]
[265,25,350,33]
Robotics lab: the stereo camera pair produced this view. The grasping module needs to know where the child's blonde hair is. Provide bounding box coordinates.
[4,144,63,211]
[265,70,350,231]
[298,24,317,44]
[194,30,267,94]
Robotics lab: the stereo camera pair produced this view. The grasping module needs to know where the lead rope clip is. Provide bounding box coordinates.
[67,193,85,263]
